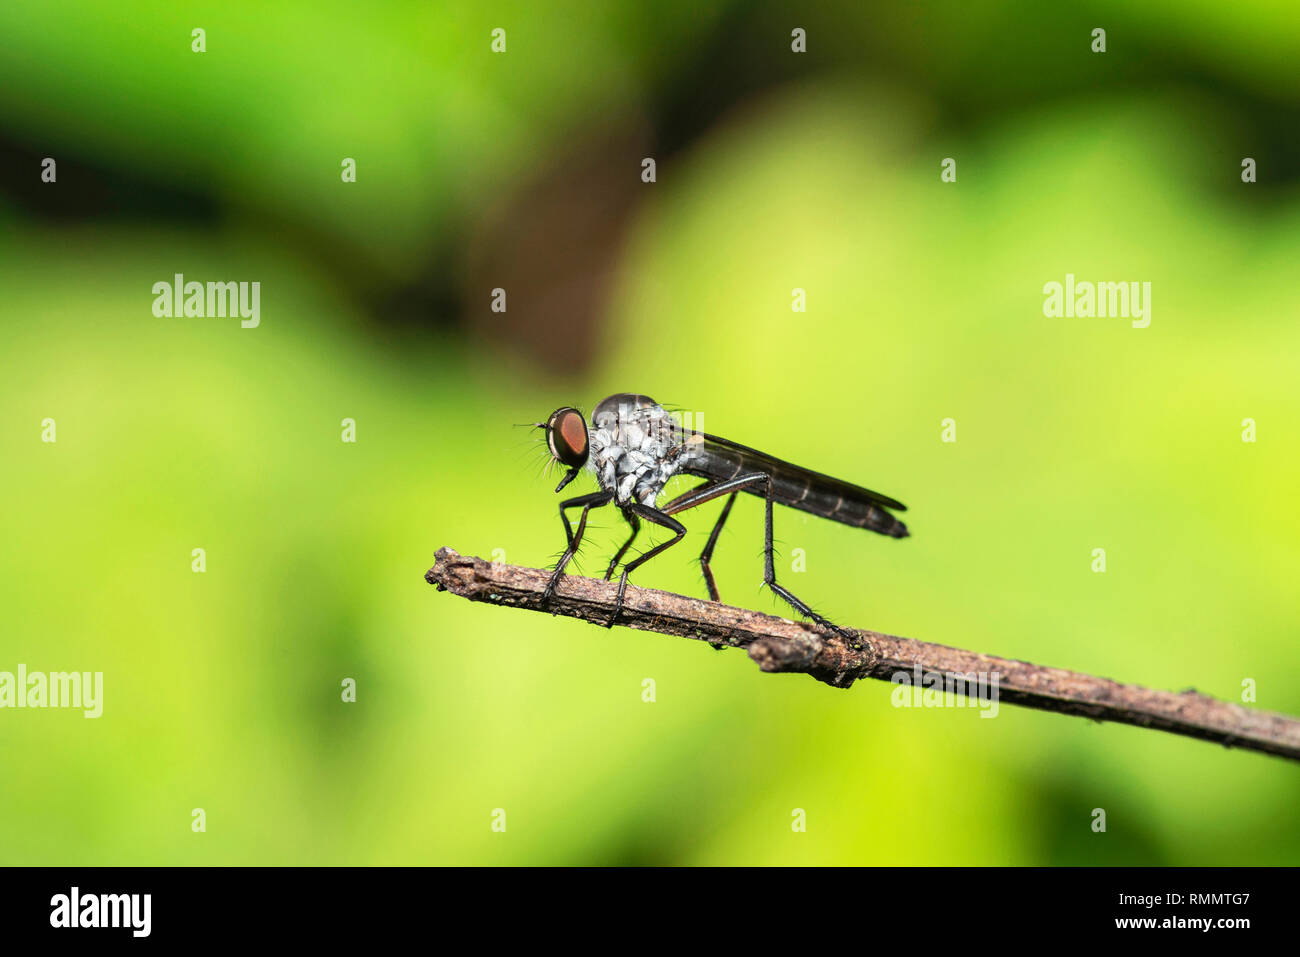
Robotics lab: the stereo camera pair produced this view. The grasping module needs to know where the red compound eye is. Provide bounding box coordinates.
[546,407,588,468]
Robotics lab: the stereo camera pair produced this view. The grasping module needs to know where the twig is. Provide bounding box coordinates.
[425,547,1300,763]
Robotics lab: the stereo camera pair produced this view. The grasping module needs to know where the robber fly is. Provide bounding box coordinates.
[536,393,908,635]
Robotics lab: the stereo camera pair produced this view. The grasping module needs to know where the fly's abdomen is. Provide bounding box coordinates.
[681,432,910,538]
[769,472,909,536]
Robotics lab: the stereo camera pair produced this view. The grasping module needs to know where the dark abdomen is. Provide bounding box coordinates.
[681,433,909,538]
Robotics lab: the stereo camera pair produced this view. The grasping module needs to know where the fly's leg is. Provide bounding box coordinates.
[660,478,755,603]
[543,490,614,603]
[758,475,856,642]
[605,508,641,581]
[607,503,686,628]
[658,472,858,640]
[699,491,738,602]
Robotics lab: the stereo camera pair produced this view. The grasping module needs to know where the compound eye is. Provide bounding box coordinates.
[546,408,588,468]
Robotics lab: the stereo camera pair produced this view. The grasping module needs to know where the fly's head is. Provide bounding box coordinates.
[538,406,589,493]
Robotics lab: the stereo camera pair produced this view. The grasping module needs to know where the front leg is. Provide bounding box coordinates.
[543,491,614,603]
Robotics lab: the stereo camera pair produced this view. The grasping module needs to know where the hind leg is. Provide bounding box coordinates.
[757,477,855,641]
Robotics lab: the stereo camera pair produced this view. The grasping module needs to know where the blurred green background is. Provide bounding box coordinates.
[2,1,1298,865]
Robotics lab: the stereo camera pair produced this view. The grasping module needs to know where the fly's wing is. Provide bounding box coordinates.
[678,432,909,537]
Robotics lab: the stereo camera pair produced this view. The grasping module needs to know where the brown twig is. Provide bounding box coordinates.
[425,547,1300,763]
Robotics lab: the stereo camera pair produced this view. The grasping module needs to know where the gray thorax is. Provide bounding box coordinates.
[587,398,692,507]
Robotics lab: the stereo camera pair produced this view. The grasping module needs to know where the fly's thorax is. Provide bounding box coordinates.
[587,394,685,505]
[677,432,707,468]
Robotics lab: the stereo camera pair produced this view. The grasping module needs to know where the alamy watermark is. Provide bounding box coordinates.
[890,664,1000,717]
[1043,273,1151,328]
[0,664,102,717]
[152,273,260,328]
[50,887,150,937]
